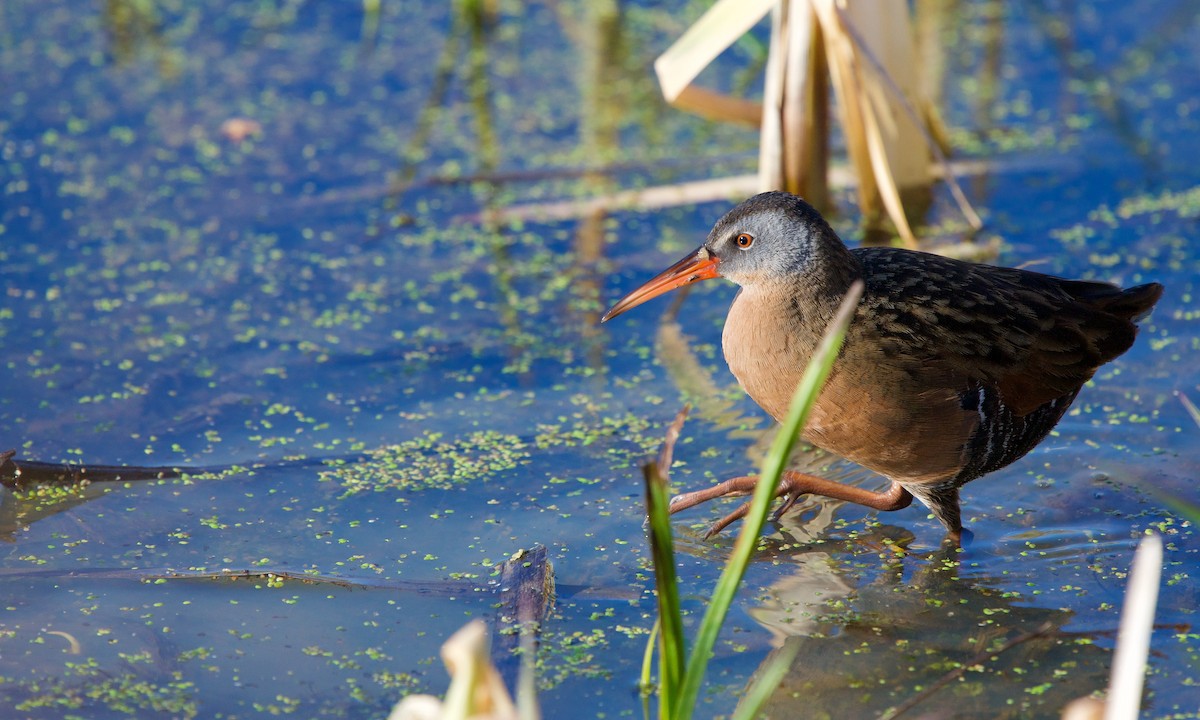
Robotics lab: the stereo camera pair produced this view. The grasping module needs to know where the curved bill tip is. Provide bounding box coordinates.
[601,247,719,323]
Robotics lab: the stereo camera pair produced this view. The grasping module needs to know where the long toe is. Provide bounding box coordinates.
[668,475,761,514]
[704,500,754,539]
[769,491,804,522]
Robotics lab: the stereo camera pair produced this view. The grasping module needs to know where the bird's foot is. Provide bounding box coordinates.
[668,472,815,539]
[669,472,915,540]
[942,526,972,549]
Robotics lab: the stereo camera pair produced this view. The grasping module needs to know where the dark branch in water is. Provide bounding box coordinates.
[0,449,181,490]
[879,621,1059,720]
[0,547,562,611]
[493,545,556,691]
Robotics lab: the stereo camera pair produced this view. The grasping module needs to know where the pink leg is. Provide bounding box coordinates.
[669,471,914,539]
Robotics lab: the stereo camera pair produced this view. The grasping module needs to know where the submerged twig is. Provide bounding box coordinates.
[657,405,692,477]
[1177,391,1200,429]
[0,566,459,592]
[0,452,182,490]
[878,621,1059,720]
[0,451,362,492]
[300,153,755,208]
[0,556,560,605]
[472,158,1000,227]
[477,174,765,225]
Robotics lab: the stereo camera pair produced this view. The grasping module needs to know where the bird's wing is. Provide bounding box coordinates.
[854,249,1142,416]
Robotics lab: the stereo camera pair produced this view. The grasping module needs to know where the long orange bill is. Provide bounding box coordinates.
[601,246,720,323]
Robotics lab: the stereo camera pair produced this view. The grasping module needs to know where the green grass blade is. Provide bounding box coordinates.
[1146,393,1200,524]
[645,460,686,712]
[730,641,800,720]
[672,281,863,720]
[640,618,660,696]
[1155,492,1200,524]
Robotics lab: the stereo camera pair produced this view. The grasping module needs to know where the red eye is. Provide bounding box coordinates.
[735,233,754,248]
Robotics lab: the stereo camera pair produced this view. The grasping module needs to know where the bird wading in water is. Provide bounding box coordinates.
[602,192,1162,540]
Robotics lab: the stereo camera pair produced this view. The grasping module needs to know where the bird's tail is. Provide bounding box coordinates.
[1061,280,1164,323]
[1114,282,1165,323]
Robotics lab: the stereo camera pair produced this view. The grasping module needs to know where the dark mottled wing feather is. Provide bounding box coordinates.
[853,248,1161,416]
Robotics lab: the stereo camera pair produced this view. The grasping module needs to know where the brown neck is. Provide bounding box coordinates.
[720,239,861,421]
[722,281,836,421]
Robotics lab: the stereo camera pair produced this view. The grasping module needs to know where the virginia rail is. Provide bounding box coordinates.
[603,192,1162,539]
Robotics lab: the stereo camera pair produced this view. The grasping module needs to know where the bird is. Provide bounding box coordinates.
[602,191,1162,540]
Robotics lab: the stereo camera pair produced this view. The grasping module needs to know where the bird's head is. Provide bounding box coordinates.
[602,192,845,322]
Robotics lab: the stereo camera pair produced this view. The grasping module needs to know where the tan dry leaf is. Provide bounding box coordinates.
[653,0,776,102]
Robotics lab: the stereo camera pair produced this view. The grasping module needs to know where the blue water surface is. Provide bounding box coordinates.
[1,1,1198,718]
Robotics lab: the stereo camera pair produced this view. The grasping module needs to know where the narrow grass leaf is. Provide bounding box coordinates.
[644,405,690,716]
[645,465,684,713]
[1151,393,1200,523]
[1156,492,1200,524]
[730,641,801,720]
[640,618,660,697]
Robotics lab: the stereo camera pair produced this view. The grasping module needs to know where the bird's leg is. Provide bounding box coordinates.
[669,471,914,539]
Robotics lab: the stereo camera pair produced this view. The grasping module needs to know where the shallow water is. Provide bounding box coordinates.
[1,1,1198,718]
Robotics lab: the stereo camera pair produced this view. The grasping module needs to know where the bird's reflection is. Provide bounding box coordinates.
[736,525,1111,720]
